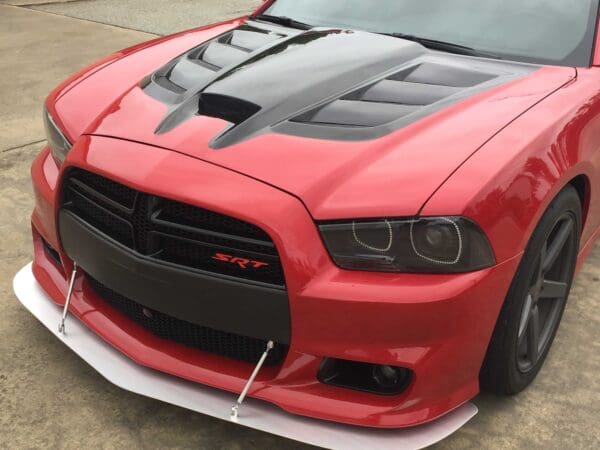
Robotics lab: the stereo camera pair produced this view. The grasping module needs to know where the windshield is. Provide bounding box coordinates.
[263,0,599,66]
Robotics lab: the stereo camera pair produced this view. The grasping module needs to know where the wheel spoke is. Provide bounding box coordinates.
[526,305,541,364]
[543,219,573,273]
[540,279,569,299]
[518,294,533,341]
[537,242,547,281]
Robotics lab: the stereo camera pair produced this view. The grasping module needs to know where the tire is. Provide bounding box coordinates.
[480,185,582,395]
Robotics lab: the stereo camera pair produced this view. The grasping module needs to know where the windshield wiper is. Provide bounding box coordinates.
[382,32,502,59]
[251,14,313,30]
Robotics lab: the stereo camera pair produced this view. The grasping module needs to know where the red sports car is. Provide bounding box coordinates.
[14,0,600,447]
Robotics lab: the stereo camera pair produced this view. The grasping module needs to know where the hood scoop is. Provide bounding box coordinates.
[143,23,537,148]
[198,93,261,125]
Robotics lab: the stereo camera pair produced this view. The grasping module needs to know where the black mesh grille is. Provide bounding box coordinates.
[61,169,285,287]
[158,200,272,242]
[87,276,287,365]
[69,170,137,209]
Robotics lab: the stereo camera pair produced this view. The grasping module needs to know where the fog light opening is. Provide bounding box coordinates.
[372,364,405,390]
[318,358,412,396]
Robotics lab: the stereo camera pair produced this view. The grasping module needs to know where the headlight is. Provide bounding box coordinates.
[319,217,495,273]
[43,107,72,165]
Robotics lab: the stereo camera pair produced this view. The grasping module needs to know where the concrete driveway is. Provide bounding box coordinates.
[0,1,598,448]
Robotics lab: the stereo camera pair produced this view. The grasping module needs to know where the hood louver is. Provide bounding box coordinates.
[293,62,497,128]
[143,24,287,104]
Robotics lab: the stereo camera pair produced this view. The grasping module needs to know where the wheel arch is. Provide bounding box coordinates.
[508,169,593,262]
[567,174,591,233]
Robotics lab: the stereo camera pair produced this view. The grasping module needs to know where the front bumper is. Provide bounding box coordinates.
[29,136,521,429]
[14,263,477,449]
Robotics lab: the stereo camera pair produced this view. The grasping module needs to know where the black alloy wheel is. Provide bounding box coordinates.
[516,213,577,373]
[481,185,581,395]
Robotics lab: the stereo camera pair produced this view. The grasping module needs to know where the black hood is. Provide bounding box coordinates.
[143,22,537,148]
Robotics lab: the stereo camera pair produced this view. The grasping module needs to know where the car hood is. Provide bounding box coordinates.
[57,21,576,219]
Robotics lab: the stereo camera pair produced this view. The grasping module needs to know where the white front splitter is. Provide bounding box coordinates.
[13,263,477,449]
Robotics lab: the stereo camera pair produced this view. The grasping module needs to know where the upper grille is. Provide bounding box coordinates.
[61,169,285,287]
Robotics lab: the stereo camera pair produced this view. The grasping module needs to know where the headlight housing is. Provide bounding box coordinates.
[43,107,72,165]
[319,217,495,273]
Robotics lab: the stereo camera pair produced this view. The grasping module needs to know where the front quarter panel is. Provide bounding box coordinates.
[423,68,600,264]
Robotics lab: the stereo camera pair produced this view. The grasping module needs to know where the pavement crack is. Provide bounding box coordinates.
[15,0,93,7]
[1,139,45,154]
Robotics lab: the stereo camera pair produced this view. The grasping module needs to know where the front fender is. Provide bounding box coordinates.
[422,69,600,264]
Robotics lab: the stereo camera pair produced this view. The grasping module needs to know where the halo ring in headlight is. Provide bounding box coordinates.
[352,219,393,252]
[410,217,463,265]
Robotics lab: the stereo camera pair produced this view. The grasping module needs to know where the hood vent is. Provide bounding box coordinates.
[144,24,287,103]
[292,62,497,128]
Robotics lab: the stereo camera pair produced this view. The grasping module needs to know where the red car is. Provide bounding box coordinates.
[14,0,600,447]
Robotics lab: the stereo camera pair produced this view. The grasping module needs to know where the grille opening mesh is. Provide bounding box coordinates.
[87,275,287,365]
[156,198,272,243]
[69,170,137,209]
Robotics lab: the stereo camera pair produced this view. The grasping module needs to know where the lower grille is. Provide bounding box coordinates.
[87,276,287,365]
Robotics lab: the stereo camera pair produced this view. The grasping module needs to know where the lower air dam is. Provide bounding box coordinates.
[13,263,477,449]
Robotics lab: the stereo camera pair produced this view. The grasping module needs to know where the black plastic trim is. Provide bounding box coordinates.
[317,358,413,396]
